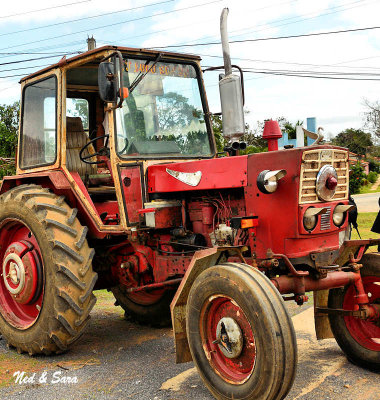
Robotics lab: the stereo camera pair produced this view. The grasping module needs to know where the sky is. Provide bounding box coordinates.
[1,0,380,139]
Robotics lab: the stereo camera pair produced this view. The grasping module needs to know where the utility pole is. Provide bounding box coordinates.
[87,36,96,51]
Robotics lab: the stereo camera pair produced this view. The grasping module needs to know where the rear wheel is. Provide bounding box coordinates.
[328,253,380,371]
[0,185,97,355]
[186,262,297,400]
[111,285,174,327]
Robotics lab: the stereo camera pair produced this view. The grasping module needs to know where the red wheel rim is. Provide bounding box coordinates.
[126,289,165,306]
[200,295,256,384]
[343,276,380,351]
[0,219,44,329]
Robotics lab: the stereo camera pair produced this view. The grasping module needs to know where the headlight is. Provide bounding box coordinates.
[333,204,354,227]
[257,169,286,194]
[304,214,317,231]
[303,207,327,232]
[316,165,338,201]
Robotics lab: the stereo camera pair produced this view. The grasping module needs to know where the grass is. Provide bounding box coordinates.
[358,184,380,194]
[351,212,379,243]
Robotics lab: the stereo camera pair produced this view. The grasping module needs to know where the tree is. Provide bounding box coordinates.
[331,128,372,156]
[0,101,19,157]
[157,92,197,132]
[349,162,366,194]
[363,98,380,138]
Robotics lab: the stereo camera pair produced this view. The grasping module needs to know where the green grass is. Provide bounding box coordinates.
[351,212,378,242]
[358,184,380,194]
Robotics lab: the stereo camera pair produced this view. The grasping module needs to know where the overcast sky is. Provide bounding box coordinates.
[1,0,380,139]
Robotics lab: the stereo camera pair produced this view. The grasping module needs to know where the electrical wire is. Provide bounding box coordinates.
[150,24,380,49]
[0,0,92,19]
[0,0,176,38]
[0,0,223,52]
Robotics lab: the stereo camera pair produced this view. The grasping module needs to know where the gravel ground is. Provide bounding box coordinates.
[0,290,378,400]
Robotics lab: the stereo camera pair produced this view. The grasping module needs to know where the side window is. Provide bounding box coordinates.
[66,98,89,134]
[20,76,57,169]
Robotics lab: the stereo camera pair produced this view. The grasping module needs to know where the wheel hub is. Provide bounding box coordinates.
[2,241,42,305]
[216,317,243,358]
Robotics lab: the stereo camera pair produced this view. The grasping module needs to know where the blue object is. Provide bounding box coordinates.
[306,117,316,146]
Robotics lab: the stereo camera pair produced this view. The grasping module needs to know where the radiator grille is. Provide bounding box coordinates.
[299,149,349,204]
[320,207,331,230]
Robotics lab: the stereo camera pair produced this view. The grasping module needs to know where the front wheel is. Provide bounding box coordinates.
[328,253,380,371]
[186,262,297,400]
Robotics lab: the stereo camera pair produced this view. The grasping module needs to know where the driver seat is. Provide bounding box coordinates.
[66,117,97,176]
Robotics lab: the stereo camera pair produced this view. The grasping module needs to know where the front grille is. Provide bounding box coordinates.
[320,207,331,230]
[299,149,349,204]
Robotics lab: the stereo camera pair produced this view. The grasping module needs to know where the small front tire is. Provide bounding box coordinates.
[186,262,297,400]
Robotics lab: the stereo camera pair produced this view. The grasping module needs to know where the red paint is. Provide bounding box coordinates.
[201,295,256,383]
[120,166,144,224]
[262,120,282,151]
[245,147,348,259]
[343,276,380,351]
[326,176,338,190]
[0,220,43,329]
[147,156,248,193]
[271,270,358,294]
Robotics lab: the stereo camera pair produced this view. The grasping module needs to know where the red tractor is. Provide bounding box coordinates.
[0,9,378,400]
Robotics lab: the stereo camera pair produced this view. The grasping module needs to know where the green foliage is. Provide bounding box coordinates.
[210,114,226,152]
[368,159,380,173]
[367,170,378,184]
[332,128,373,156]
[0,102,18,178]
[0,101,19,157]
[349,162,366,194]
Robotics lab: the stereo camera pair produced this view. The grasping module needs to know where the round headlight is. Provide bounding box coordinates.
[333,205,346,227]
[257,169,287,194]
[303,214,317,231]
[316,165,338,201]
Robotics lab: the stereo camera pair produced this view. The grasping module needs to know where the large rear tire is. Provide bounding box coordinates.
[186,262,297,400]
[328,253,380,371]
[0,185,97,355]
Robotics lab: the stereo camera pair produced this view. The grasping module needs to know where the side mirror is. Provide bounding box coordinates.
[98,61,118,103]
[98,51,127,109]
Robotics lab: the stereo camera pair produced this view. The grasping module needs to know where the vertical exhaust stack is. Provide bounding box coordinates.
[219,8,245,145]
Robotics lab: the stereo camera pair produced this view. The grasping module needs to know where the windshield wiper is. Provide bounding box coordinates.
[128,53,162,94]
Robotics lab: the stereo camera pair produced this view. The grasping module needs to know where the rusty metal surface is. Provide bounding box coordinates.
[20,46,201,83]
[314,289,334,340]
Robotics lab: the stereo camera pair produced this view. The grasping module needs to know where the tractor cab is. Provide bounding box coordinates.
[17,46,215,232]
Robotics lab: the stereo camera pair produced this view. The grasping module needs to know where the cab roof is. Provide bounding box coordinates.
[20,45,202,83]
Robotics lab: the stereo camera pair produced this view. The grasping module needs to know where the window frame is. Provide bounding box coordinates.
[114,56,216,161]
[19,74,58,170]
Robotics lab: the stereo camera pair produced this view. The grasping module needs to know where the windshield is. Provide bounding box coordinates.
[115,58,212,158]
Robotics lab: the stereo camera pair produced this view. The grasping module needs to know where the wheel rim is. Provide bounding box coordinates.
[200,295,256,384]
[343,276,380,351]
[0,219,44,329]
[126,288,165,306]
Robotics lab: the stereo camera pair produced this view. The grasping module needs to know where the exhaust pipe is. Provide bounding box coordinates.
[219,8,245,144]
[220,8,232,77]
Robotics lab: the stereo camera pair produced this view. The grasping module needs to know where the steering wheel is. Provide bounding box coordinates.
[116,135,129,154]
[80,134,110,165]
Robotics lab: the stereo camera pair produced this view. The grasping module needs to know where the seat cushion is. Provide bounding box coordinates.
[66,117,97,176]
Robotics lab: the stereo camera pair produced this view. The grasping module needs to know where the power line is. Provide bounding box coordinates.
[150,24,380,49]
[0,0,176,38]
[0,0,91,19]
[0,0,222,52]
[200,54,380,72]
[0,52,80,67]
[156,0,367,48]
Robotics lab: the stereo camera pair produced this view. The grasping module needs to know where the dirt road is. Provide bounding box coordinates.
[0,290,378,400]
